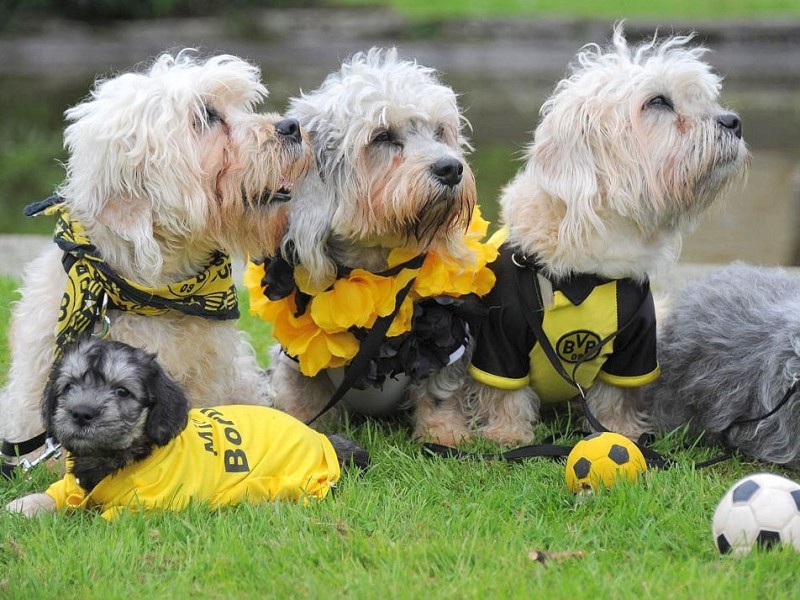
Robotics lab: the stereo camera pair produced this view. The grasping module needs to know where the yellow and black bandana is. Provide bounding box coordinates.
[28,197,239,356]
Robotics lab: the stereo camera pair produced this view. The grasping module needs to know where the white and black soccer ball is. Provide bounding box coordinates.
[712,473,800,555]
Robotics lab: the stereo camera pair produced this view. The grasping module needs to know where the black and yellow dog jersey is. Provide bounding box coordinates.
[468,244,660,403]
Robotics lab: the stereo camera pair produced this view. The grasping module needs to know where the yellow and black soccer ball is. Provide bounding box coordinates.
[565,432,647,493]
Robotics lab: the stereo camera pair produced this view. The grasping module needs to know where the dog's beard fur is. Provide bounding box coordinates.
[43,338,189,492]
[342,135,476,251]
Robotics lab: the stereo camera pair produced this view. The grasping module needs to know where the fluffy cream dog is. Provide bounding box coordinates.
[0,51,311,464]
[246,48,496,443]
[455,25,749,444]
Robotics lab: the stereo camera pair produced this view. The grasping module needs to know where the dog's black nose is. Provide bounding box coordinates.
[431,157,464,187]
[70,404,100,427]
[275,118,302,144]
[716,112,743,139]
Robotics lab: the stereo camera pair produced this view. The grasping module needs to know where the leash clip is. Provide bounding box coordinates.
[19,437,62,473]
[92,294,111,339]
[511,252,530,269]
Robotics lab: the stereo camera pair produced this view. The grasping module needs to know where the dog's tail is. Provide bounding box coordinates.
[327,434,370,471]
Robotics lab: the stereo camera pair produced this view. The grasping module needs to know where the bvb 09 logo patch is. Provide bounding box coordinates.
[556,330,601,363]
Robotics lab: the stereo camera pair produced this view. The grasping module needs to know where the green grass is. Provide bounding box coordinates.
[333,0,800,19]
[1,273,799,598]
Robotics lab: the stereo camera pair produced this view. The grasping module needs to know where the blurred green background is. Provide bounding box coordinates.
[1,0,799,263]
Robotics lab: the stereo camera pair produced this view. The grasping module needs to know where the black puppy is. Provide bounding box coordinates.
[7,337,368,518]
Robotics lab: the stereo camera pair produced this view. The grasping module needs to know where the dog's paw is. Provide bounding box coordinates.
[479,423,535,447]
[415,423,473,447]
[6,492,56,516]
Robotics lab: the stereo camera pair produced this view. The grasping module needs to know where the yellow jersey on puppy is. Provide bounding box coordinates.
[45,406,340,520]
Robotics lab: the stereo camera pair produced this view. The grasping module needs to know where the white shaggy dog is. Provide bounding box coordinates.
[0,51,311,464]
[649,263,800,470]
[453,25,749,445]
[245,48,490,443]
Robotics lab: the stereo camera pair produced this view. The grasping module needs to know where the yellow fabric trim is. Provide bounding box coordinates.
[597,365,661,388]
[467,364,530,391]
[245,206,502,377]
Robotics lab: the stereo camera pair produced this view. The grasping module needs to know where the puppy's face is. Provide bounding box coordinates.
[43,338,188,456]
[512,27,748,243]
[289,48,476,255]
[62,52,312,280]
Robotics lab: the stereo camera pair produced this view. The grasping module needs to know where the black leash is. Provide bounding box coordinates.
[691,378,800,469]
[304,256,425,426]
[423,441,573,462]
[733,379,799,426]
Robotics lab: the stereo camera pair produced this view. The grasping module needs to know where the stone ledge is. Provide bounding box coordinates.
[2,234,797,294]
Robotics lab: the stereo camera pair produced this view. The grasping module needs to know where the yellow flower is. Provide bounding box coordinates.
[295,264,333,297]
[296,328,359,377]
[386,296,414,337]
[244,261,271,319]
[256,290,360,377]
[411,206,502,299]
[244,206,503,375]
[311,269,395,330]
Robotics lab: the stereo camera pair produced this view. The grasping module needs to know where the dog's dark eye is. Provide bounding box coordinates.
[114,387,131,399]
[371,130,393,144]
[646,95,674,111]
[204,105,222,125]
[194,105,223,131]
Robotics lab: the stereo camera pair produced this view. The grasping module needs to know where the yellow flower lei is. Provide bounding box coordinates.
[244,208,503,377]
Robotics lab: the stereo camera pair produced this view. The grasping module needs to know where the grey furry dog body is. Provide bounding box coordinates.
[649,263,800,469]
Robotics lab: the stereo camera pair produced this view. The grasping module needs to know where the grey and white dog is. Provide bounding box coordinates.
[259,48,479,444]
[7,337,369,516]
[649,263,800,469]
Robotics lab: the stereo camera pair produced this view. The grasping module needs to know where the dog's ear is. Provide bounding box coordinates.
[529,100,603,245]
[282,163,338,287]
[143,357,190,446]
[41,359,64,439]
[61,100,165,279]
[95,195,161,274]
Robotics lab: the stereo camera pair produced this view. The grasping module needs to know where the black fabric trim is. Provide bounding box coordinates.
[551,273,611,306]
[24,194,63,218]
